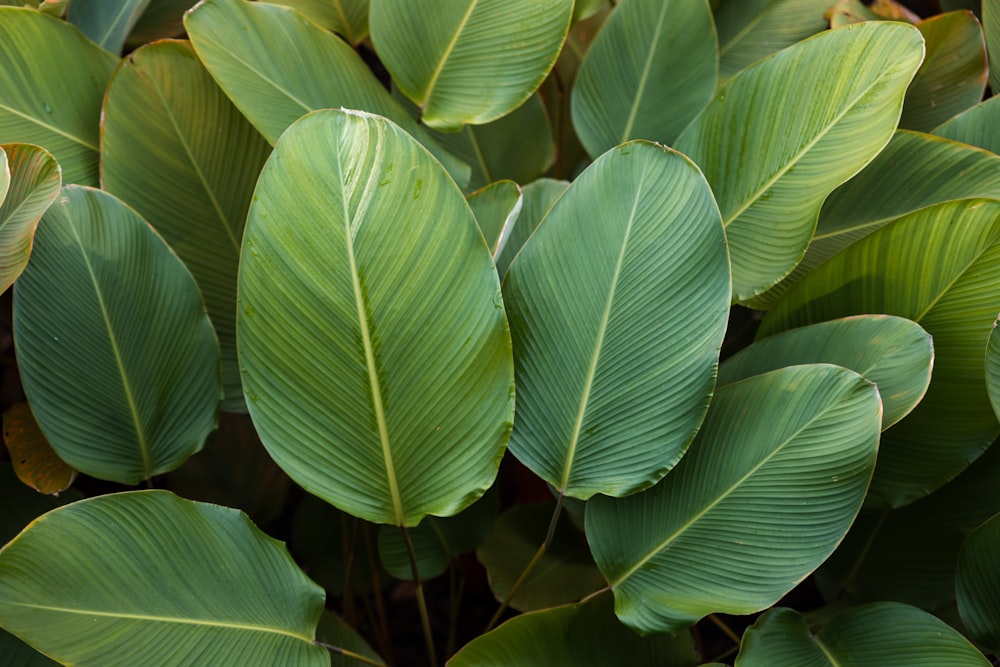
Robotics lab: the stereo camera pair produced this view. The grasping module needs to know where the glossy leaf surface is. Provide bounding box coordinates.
[102,40,271,412]
[762,199,1000,507]
[13,186,221,484]
[719,315,932,430]
[184,0,468,185]
[571,0,717,157]
[504,142,729,499]
[934,95,1000,154]
[900,11,987,132]
[675,21,924,301]
[0,9,117,185]
[448,595,698,666]
[239,110,513,526]
[587,365,880,634]
[715,0,831,79]
[0,491,328,667]
[735,604,989,666]
[467,180,522,257]
[369,0,573,130]
[0,144,60,292]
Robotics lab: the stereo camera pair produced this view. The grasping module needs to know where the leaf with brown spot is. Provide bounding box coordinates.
[3,402,75,496]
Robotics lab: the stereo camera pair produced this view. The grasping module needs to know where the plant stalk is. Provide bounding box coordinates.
[316,641,387,667]
[402,525,439,666]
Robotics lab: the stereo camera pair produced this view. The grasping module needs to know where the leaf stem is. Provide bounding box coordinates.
[484,493,565,631]
[364,523,394,665]
[446,562,465,658]
[402,525,438,666]
[316,641,387,666]
[708,613,741,645]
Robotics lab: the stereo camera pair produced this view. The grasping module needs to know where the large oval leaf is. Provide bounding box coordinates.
[735,604,990,666]
[467,180,522,257]
[504,141,730,499]
[67,0,150,54]
[101,40,271,412]
[761,199,1000,507]
[13,186,221,484]
[494,177,567,279]
[956,512,1000,651]
[899,11,987,133]
[448,595,698,666]
[369,0,573,130]
[718,315,933,430]
[0,491,328,666]
[715,0,831,80]
[984,0,1000,93]
[934,94,1000,154]
[571,0,717,158]
[266,0,370,45]
[586,364,880,634]
[0,9,117,186]
[750,130,1000,309]
[674,21,924,301]
[0,144,60,292]
[239,109,513,527]
[184,0,468,185]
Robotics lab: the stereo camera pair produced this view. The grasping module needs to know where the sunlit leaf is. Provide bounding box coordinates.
[0,144,60,292]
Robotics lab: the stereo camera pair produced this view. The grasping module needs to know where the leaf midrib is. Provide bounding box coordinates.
[6,601,312,642]
[558,166,647,493]
[0,102,99,152]
[333,122,405,526]
[66,215,152,477]
[718,47,909,229]
[618,0,671,143]
[420,0,478,106]
[607,389,848,587]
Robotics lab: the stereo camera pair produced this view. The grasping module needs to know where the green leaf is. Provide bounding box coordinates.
[377,488,496,581]
[983,0,1000,93]
[816,437,1000,612]
[476,502,606,612]
[317,612,384,667]
[13,186,221,484]
[0,491,328,666]
[0,8,117,186]
[587,365,880,634]
[751,131,1000,309]
[573,0,606,22]
[504,142,729,499]
[239,109,513,527]
[428,93,555,192]
[449,594,699,666]
[184,0,469,186]
[899,12,987,133]
[494,177,567,279]
[715,0,831,80]
[369,0,573,130]
[571,0,717,158]
[265,0,370,45]
[719,315,932,430]
[934,95,1000,154]
[735,604,990,666]
[761,199,1000,507]
[101,40,271,412]
[990,319,1000,423]
[957,512,1000,651]
[674,21,924,301]
[67,0,151,54]
[0,144,60,292]
[124,0,189,46]
[467,180,522,257]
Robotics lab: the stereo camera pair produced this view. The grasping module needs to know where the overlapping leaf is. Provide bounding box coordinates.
[571,0,717,158]
[587,365,881,634]
[0,9,117,185]
[504,142,729,499]
[762,199,1000,507]
[467,180,521,257]
[674,21,924,301]
[751,131,1000,309]
[719,315,933,430]
[267,0,370,44]
[984,0,1000,92]
[956,512,1000,651]
[67,0,150,53]
[3,403,76,496]
[900,11,987,133]
[448,595,699,666]
[735,604,989,666]
[0,491,328,666]
[184,0,468,185]
[13,186,221,484]
[934,95,1000,154]
[101,40,271,412]
[369,0,573,130]
[0,144,60,292]
[715,0,831,79]
[990,319,1000,422]
[494,178,567,279]
[238,110,513,527]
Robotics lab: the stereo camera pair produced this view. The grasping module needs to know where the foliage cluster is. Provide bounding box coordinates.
[1,0,1000,665]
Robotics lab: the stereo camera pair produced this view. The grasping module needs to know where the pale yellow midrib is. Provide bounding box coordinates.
[420,0,479,106]
[618,0,671,143]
